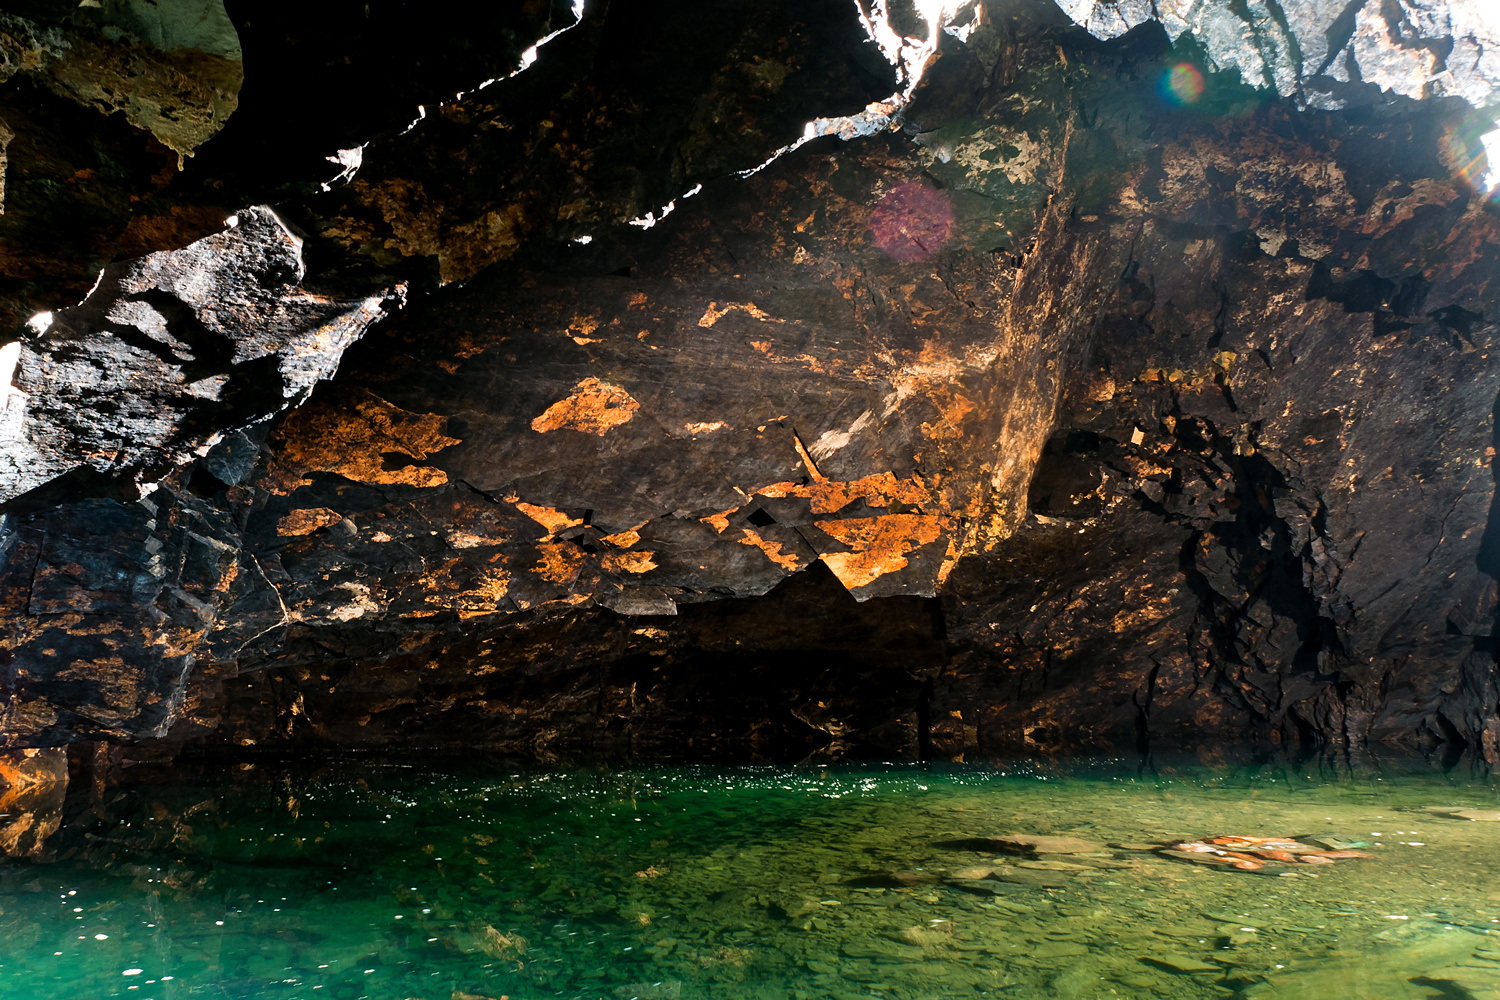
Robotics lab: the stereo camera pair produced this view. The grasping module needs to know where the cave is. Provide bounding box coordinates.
[3,0,1500,996]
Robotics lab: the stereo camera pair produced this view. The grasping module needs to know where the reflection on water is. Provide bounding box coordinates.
[3,753,1500,999]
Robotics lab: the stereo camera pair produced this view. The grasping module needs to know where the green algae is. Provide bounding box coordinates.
[2,756,1500,999]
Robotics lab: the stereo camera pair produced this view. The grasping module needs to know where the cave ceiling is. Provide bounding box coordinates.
[2,0,1500,761]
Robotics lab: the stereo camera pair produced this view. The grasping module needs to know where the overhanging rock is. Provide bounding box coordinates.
[0,206,404,507]
[1057,0,1500,109]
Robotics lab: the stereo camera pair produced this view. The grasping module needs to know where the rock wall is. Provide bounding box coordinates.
[2,0,1499,760]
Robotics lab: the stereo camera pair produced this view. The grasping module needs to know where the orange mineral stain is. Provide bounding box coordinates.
[530,378,641,436]
[515,503,583,537]
[602,550,657,574]
[737,527,801,571]
[535,541,586,586]
[697,301,783,328]
[815,513,942,590]
[276,508,344,537]
[277,388,459,488]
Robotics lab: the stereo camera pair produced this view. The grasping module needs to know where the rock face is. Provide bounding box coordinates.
[0,0,242,164]
[0,0,245,338]
[1059,0,1500,108]
[2,206,403,505]
[2,0,1499,760]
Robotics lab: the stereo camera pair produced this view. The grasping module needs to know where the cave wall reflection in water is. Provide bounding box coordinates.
[3,755,1500,999]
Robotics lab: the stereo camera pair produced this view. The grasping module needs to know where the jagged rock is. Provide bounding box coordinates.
[0,0,574,337]
[1056,0,1500,109]
[0,206,403,505]
[0,0,1498,758]
[0,485,243,745]
[0,1,242,163]
[315,0,898,284]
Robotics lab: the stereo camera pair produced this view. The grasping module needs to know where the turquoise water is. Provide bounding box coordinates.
[5,755,1500,999]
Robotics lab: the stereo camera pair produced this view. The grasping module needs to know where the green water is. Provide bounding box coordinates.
[6,755,1500,1000]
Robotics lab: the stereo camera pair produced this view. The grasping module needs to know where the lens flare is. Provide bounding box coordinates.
[1441,105,1500,206]
[870,181,954,262]
[1161,63,1205,105]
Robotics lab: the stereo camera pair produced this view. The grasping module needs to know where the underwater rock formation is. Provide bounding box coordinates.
[2,0,1499,760]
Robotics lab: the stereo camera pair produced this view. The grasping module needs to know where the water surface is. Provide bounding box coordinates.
[6,754,1500,999]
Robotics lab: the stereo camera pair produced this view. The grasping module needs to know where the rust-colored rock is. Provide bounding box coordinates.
[530,378,642,436]
[0,747,66,858]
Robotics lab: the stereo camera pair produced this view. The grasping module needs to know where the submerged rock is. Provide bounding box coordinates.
[847,871,941,888]
[1419,807,1500,822]
[946,877,1031,896]
[612,982,684,1000]
[989,868,1070,888]
[971,835,1106,856]
[841,936,925,961]
[1032,940,1090,959]
[949,866,998,881]
[1164,836,1373,871]
[1304,835,1374,850]
[1144,952,1222,974]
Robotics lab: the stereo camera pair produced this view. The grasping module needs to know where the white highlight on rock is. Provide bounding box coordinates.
[625,183,703,229]
[629,200,676,229]
[1057,0,1500,109]
[0,342,21,395]
[516,0,587,75]
[809,409,875,460]
[399,104,428,136]
[630,0,976,227]
[752,0,980,176]
[573,234,593,244]
[1055,0,1155,41]
[1480,121,1500,195]
[0,338,25,458]
[944,5,980,44]
[25,311,52,335]
[397,0,588,142]
[320,145,366,191]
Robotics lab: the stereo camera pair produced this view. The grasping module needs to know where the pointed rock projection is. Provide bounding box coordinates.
[0,207,404,506]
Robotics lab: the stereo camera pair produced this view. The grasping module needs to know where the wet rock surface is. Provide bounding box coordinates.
[2,0,1499,758]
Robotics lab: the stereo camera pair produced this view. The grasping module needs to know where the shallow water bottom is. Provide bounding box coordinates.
[5,753,1500,1000]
